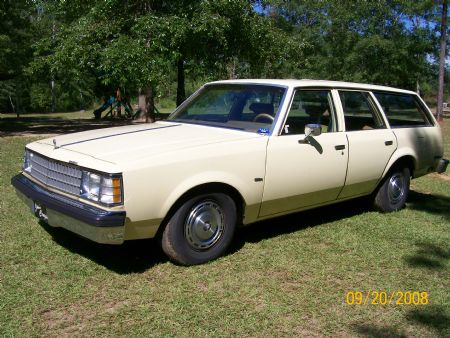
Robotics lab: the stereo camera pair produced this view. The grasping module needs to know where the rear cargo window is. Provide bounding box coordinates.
[373,92,433,127]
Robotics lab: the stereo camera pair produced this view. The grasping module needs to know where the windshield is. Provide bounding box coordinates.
[168,84,286,133]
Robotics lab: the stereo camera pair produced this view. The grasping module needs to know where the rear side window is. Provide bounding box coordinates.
[339,91,386,131]
[373,92,432,127]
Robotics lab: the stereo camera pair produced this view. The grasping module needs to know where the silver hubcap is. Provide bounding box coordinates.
[185,200,224,250]
[388,173,405,204]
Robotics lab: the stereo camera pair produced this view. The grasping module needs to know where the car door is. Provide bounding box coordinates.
[336,90,397,199]
[260,89,348,217]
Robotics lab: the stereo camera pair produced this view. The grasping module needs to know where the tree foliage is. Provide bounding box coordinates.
[0,0,34,113]
[25,0,294,115]
[262,0,444,91]
[0,0,448,113]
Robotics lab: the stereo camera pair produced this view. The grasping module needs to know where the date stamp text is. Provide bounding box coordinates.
[345,291,429,305]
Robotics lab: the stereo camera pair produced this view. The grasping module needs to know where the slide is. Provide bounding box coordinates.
[93,96,116,119]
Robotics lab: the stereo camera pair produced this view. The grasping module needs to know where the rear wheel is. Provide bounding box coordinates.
[161,193,237,265]
[373,167,410,212]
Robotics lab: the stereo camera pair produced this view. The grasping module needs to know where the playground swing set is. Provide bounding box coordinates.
[93,87,161,120]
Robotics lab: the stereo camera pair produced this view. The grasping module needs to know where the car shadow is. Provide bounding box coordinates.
[39,197,371,274]
[407,190,450,221]
[229,197,371,253]
[39,221,168,273]
[37,190,448,274]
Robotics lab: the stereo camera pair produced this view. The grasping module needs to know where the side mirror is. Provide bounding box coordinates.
[299,124,321,144]
[305,124,322,137]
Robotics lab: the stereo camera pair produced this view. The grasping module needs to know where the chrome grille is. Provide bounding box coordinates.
[29,152,82,195]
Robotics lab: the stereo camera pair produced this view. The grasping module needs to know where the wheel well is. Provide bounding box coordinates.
[389,156,415,177]
[156,182,245,238]
[371,155,415,198]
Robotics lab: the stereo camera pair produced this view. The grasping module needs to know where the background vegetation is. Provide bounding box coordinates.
[0,0,448,115]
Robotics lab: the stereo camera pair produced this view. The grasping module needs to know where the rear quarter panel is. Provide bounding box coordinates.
[388,126,443,178]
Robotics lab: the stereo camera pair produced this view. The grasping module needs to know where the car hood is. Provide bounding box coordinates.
[35,122,263,165]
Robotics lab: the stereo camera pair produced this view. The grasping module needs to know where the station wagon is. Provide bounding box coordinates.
[12,79,448,265]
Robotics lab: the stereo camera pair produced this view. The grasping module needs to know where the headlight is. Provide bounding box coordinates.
[23,149,32,173]
[80,171,122,205]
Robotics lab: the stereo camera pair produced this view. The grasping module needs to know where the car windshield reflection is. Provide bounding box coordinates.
[168,84,286,133]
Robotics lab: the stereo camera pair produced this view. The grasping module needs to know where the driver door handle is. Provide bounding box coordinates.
[335,145,346,150]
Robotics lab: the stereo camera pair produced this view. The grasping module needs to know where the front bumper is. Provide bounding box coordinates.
[11,174,126,244]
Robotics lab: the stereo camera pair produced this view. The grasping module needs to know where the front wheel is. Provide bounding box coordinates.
[161,193,237,265]
[373,167,410,212]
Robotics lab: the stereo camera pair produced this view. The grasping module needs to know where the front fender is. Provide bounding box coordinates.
[159,170,253,220]
[122,137,268,226]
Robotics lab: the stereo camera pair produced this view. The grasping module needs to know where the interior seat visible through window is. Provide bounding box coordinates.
[339,91,385,131]
[282,90,336,135]
[249,102,274,116]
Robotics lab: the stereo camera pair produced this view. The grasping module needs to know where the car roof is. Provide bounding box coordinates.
[208,79,416,95]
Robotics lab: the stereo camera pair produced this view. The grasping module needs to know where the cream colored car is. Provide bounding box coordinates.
[12,80,448,265]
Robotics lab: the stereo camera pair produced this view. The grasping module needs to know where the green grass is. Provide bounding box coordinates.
[0,104,175,136]
[0,122,449,337]
[1,110,97,120]
[0,104,175,120]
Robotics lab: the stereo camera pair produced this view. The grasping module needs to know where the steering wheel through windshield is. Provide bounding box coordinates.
[253,113,274,123]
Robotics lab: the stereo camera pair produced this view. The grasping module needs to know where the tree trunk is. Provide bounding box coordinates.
[138,90,146,114]
[51,21,56,113]
[145,85,155,123]
[9,95,17,117]
[226,57,238,79]
[51,78,56,113]
[436,0,448,122]
[176,58,186,107]
[16,82,21,118]
[136,85,155,122]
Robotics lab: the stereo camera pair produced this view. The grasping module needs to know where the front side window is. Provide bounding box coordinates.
[373,92,432,127]
[282,89,337,135]
[339,91,386,131]
[168,84,286,133]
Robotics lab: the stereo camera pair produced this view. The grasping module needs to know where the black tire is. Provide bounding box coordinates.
[161,193,237,265]
[373,167,410,212]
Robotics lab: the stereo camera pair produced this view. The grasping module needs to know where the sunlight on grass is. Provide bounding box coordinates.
[0,121,448,336]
